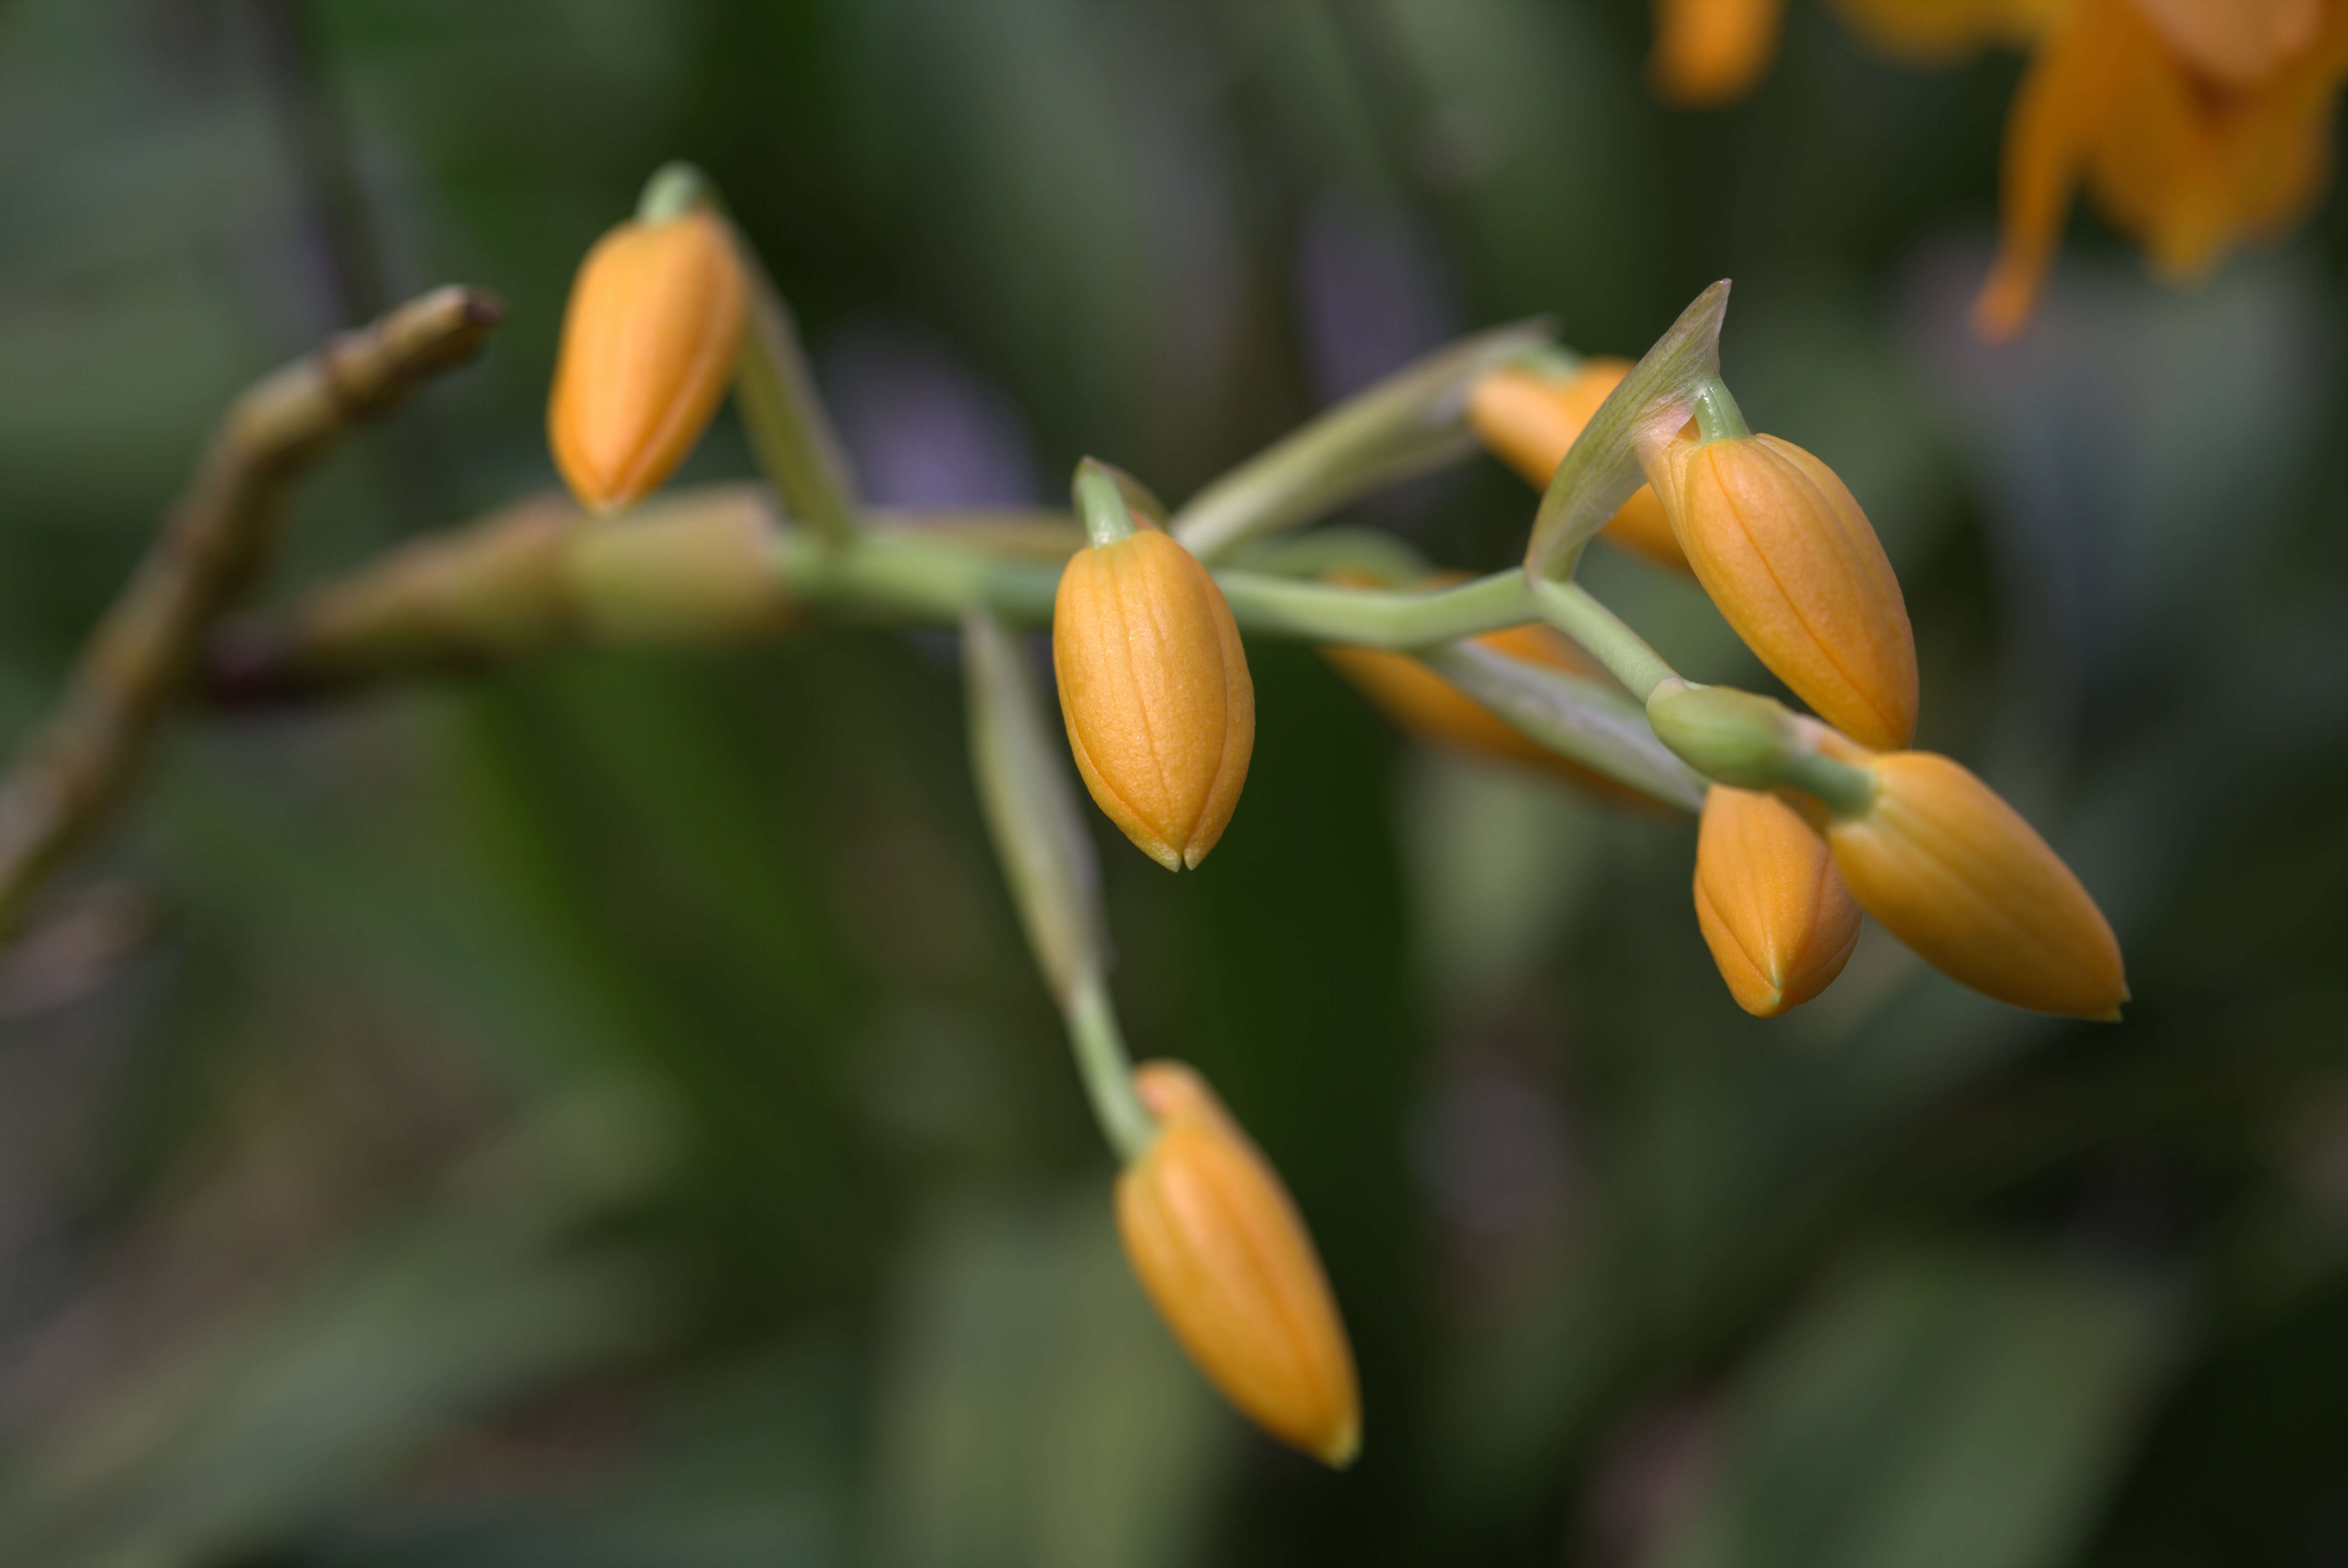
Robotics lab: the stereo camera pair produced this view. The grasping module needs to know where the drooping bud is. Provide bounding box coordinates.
[1825,751,2127,1019]
[1693,784,1861,1016]
[1644,431,1919,752]
[1053,523,1254,871]
[548,206,748,512]
[1116,1060,1361,1467]
[1468,363,1691,573]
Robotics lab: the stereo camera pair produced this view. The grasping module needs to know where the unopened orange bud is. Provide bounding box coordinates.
[1826,751,2127,1019]
[1117,1061,1361,1467]
[1468,364,1691,573]
[1646,432,1919,752]
[1693,785,1861,1016]
[1053,529,1254,870]
[548,207,748,513]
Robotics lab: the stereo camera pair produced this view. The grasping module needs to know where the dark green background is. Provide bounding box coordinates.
[2,3,2344,1565]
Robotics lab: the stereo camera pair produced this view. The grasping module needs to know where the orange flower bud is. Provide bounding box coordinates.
[548,208,748,512]
[1053,528,1254,870]
[1645,432,1919,752]
[1651,0,1785,105]
[1693,784,1862,1016]
[1826,751,2127,1019]
[1117,1061,1361,1467]
[1468,364,1691,573]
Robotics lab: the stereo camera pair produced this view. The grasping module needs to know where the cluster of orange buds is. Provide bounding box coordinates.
[1650,680,2128,1019]
[1636,384,2122,1016]
[1643,408,1910,1013]
[1438,288,2121,1021]
[1116,1061,1361,1467]
[1647,0,2348,336]
[1051,470,1256,872]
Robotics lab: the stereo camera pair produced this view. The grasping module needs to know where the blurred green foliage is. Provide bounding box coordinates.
[1,2,2345,1565]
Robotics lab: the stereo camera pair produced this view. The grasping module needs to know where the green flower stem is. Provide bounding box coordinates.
[1423,643,1707,811]
[1229,528,1434,587]
[781,529,1065,623]
[962,610,1155,1165]
[1527,576,1678,700]
[779,530,1547,651]
[733,245,860,550]
[1170,321,1555,563]
[1215,567,1535,649]
[1074,461,1138,547]
[1644,679,1881,815]
[1068,973,1157,1165]
[636,161,711,225]
[1690,375,1750,444]
[1779,748,1878,819]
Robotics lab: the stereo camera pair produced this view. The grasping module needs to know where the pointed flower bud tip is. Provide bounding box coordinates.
[548,206,748,513]
[1645,431,1919,751]
[1468,364,1691,573]
[1117,1061,1362,1467]
[1826,751,2127,1019]
[1054,528,1255,871]
[1693,784,1861,1016]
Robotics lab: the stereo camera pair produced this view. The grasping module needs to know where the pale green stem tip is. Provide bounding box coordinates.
[637,161,713,225]
[1068,973,1158,1165]
[1690,375,1751,444]
[1781,749,1878,819]
[1528,576,1678,701]
[1074,462,1139,549]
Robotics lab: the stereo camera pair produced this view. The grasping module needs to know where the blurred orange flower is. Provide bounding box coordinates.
[1648,0,2348,336]
[1976,0,2348,336]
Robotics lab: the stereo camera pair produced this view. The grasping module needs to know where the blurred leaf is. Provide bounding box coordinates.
[299,1342,856,1568]
[864,1192,1230,1568]
[0,1084,676,1568]
[1641,1246,2180,1568]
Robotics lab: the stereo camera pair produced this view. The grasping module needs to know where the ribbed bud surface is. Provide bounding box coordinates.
[1647,433,1919,751]
[1827,752,2127,1018]
[548,209,747,512]
[1468,363,1691,572]
[1693,784,1861,1016]
[1117,1061,1360,1467]
[1053,530,1254,870]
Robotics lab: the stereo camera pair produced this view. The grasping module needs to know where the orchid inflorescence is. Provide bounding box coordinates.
[287,160,2124,1467]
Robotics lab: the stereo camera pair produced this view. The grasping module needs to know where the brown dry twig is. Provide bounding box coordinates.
[0,285,505,937]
